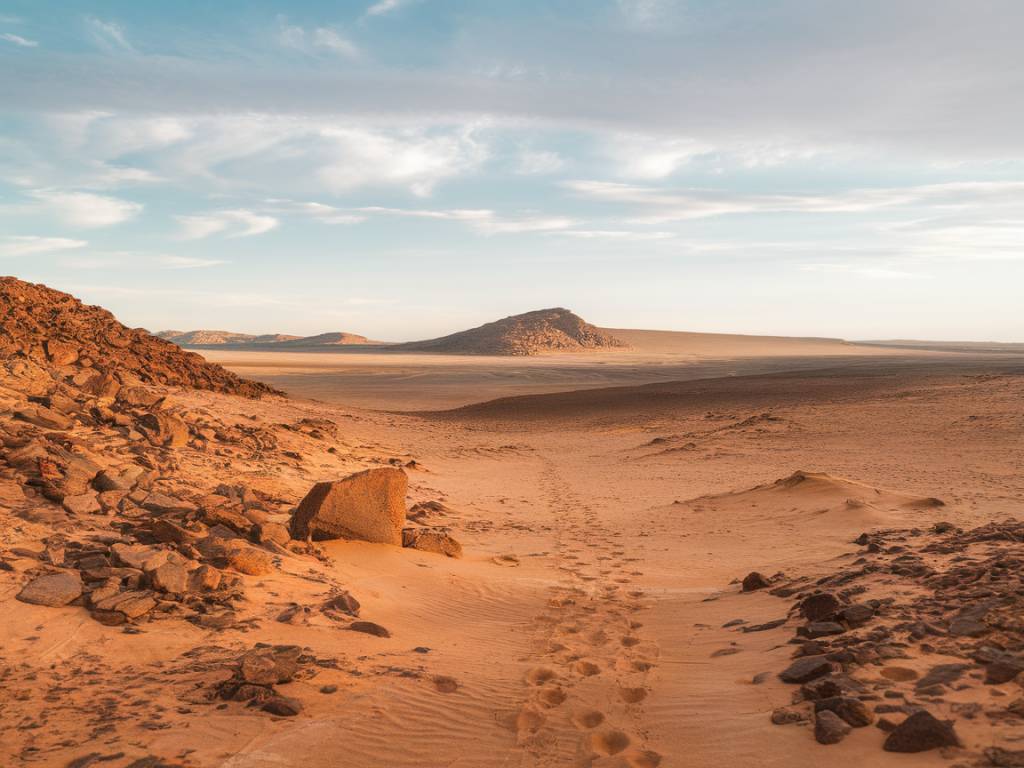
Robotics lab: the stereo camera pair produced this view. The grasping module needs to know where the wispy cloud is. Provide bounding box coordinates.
[365,0,409,17]
[156,255,228,269]
[176,209,279,240]
[31,189,142,227]
[0,235,87,258]
[1,32,37,48]
[278,17,359,58]
[86,17,134,53]
[354,205,575,234]
[565,180,1024,222]
[312,28,359,58]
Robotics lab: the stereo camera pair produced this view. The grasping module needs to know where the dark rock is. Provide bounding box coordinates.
[349,621,391,638]
[799,592,842,622]
[798,621,846,639]
[814,710,851,744]
[261,696,303,716]
[883,711,959,752]
[770,706,808,725]
[815,696,874,727]
[916,663,970,691]
[741,571,771,591]
[780,655,832,684]
[839,603,875,627]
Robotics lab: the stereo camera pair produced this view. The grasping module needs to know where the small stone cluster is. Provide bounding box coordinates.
[743,517,1024,757]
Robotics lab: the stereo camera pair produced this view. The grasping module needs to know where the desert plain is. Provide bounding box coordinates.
[3,282,1024,768]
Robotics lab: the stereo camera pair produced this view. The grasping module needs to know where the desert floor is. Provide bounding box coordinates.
[5,347,1024,767]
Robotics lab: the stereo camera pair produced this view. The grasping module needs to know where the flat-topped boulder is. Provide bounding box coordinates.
[290,468,408,545]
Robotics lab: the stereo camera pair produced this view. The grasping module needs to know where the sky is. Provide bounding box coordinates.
[1,0,1022,342]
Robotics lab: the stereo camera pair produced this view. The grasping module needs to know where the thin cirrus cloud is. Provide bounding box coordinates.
[0,235,87,258]
[86,16,135,53]
[351,206,575,235]
[156,255,228,269]
[365,0,409,17]
[278,17,359,58]
[1,32,38,47]
[176,209,279,240]
[30,189,142,227]
[564,180,1024,222]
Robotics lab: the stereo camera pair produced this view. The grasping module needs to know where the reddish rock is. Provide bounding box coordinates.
[16,571,83,606]
[290,468,408,545]
[402,527,463,558]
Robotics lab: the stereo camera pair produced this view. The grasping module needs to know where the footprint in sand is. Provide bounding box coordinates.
[619,686,647,703]
[621,635,641,648]
[627,750,663,767]
[433,675,459,693]
[572,709,606,729]
[516,704,546,738]
[525,667,559,686]
[591,729,631,756]
[536,686,568,708]
[574,660,601,677]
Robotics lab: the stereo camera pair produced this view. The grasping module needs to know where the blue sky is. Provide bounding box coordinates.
[1,0,1022,341]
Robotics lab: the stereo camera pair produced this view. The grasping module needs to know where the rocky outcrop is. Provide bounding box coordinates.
[0,277,279,398]
[290,468,408,544]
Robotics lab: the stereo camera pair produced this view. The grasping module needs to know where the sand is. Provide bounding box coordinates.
[4,330,1024,767]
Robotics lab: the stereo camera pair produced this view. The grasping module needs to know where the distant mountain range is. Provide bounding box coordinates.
[157,309,629,356]
[156,329,376,347]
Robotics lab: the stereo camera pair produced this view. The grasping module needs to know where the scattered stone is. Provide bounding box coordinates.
[261,696,303,716]
[16,571,83,606]
[815,697,874,727]
[290,467,408,544]
[254,521,291,546]
[349,621,391,638]
[741,571,771,591]
[150,562,189,594]
[799,592,841,622]
[779,655,832,684]
[814,710,851,745]
[402,527,463,558]
[770,706,808,725]
[239,646,302,685]
[883,711,960,752]
[62,492,101,515]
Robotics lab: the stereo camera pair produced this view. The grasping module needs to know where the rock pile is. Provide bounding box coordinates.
[750,518,1024,757]
[217,645,307,716]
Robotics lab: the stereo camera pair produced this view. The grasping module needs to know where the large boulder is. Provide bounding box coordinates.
[290,468,408,545]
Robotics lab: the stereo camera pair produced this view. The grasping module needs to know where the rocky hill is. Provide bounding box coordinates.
[156,330,302,346]
[395,308,627,356]
[0,277,279,398]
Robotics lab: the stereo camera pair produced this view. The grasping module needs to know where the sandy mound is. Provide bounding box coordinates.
[691,470,945,530]
[1,277,279,398]
[395,308,627,356]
